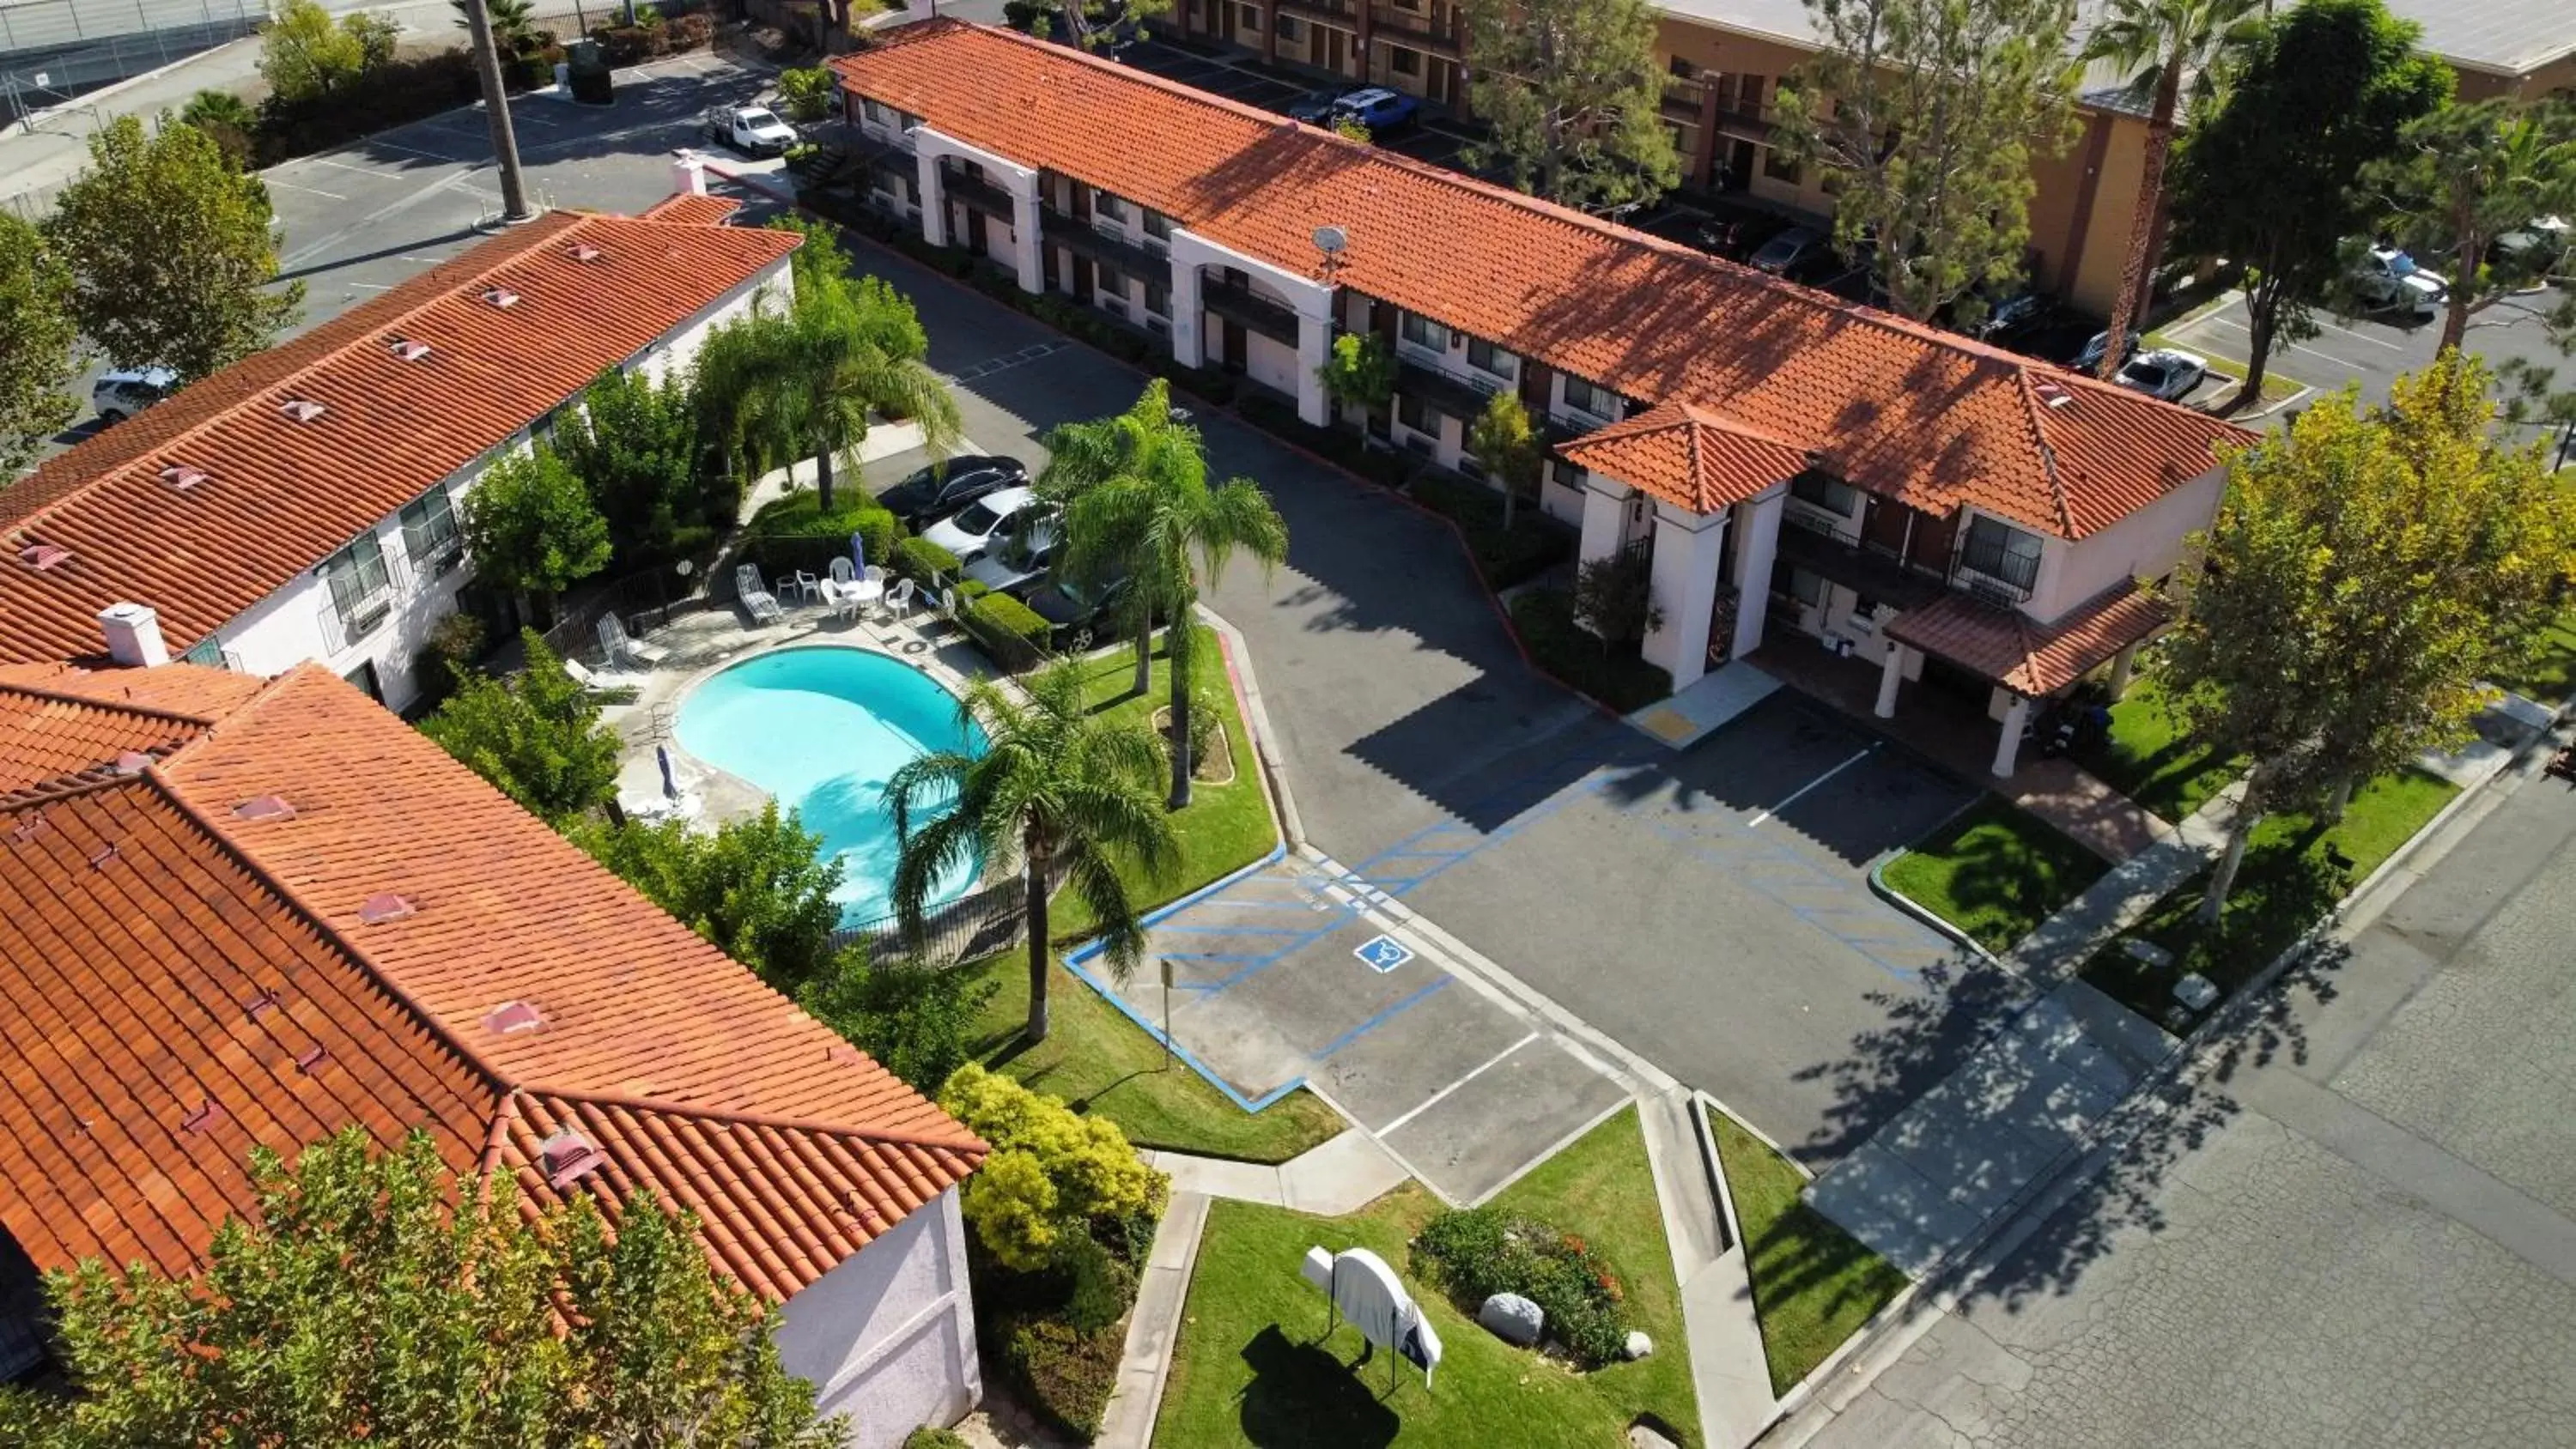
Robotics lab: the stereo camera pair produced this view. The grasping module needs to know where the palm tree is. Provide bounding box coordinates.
[1035,384,1202,697]
[1051,380,1288,809]
[451,0,535,50]
[884,666,1178,1044]
[2083,0,2263,381]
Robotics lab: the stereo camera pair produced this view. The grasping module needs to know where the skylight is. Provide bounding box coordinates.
[160,464,208,490]
[387,337,432,361]
[17,544,70,572]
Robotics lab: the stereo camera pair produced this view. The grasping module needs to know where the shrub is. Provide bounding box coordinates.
[1186,678,1225,771]
[796,956,995,1094]
[903,1429,969,1449]
[1414,1207,1631,1368]
[892,535,961,586]
[666,10,712,46]
[1508,586,1672,712]
[778,65,835,121]
[741,496,901,580]
[1407,470,1574,590]
[937,1064,1164,1273]
[993,1313,1119,1438]
[957,590,1051,673]
[1574,546,1661,645]
[411,609,489,712]
[252,49,478,165]
[1060,1233,1135,1335]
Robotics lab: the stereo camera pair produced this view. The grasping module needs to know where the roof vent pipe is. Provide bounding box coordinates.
[98,603,169,668]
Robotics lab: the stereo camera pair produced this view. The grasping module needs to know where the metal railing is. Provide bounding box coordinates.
[832,875,1030,968]
[538,565,704,667]
[1952,532,2040,598]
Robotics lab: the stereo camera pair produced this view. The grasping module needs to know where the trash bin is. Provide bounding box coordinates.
[567,39,613,105]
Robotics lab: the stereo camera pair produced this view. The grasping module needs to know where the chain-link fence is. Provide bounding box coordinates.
[0,0,264,94]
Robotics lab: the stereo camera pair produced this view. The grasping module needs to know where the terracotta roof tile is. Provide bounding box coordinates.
[833,23,2251,539]
[640,191,745,226]
[1886,579,2170,695]
[0,212,798,664]
[1558,401,1814,513]
[0,687,193,800]
[0,659,270,718]
[0,662,981,1300]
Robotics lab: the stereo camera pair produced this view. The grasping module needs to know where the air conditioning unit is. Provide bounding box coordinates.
[1146,315,1171,336]
[347,597,392,640]
[1470,373,1503,397]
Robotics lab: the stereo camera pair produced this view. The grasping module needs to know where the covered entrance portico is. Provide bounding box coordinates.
[1877,581,2166,778]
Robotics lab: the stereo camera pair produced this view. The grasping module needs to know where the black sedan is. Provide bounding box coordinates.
[1026,573,1136,651]
[874,455,1029,529]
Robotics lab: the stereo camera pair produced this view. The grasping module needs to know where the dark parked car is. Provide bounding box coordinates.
[1287,86,1361,124]
[1331,88,1421,135]
[874,455,1028,528]
[1026,572,1135,650]
[1975,290,2055,343]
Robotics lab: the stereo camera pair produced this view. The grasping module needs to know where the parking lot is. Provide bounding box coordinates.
[1117,39,1490,177]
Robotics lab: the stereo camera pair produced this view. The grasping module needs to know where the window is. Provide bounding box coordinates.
[1790,472,1859,517]
[1397,392,1430,435]
[1562,374,1615,420]
[1143,209,1173,244]
[320,533,393,641]
[1277,13,1299,39]
[1466,337,1516,380]
[181,636,225,669]
[1400,311,1450,353]
[1762,146,1800,184]
[1094,191,1129,225]
[399,485,461,573]
[1787,567,1826,607]
[1551,458,1585,491]
[1959,514,2044,591]
[1145,280,1170,318]
[1236,0,1260,30]
[861,98,896,128]
[1668,56,1698,79]
[1389,45,1421,76]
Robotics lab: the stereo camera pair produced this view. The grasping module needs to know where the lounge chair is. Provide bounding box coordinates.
[736,563,782,624]
[561,658,626,695]
[596,613,669,669]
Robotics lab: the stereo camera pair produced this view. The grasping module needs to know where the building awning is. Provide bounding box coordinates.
[1557,400,1814,516]
[1886,579,2169,697]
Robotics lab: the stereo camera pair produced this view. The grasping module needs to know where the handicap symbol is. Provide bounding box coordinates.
[1353,934,1414,973]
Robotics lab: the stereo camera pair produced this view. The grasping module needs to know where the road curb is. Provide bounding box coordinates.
[1862,846,2006,970]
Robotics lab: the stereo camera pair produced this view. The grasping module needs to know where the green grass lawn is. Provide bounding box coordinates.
[1048,625,1277,943]
[1880,797,2111,955]
[2486,603,2576,705]
[1710,1113,1908,1397]
[2082,767,2459,1023]
[1154,1107,1700,1449]
[2069,672,2244,825]
[965,954,1346,1163]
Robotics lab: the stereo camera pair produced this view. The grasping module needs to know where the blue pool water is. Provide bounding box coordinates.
[676,646,987,923]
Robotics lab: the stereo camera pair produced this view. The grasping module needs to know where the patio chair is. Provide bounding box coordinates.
[784,568,820,604]
[860,564,890,618]
[596,613,668,669]
[828,556,857,587]
[561,658,629,696]
[884,576,917,624]
[736,563,782,624]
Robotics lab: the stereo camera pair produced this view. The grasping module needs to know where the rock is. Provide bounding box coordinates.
[1627,1425,1681,1449]
[1623,1330,1655,1361]
[1477,1292,1543,1346]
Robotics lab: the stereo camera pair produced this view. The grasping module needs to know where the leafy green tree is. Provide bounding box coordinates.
[0,1130,840,1447]
[451,0,537,50]
[2080,0,2264,379]
[460,445,613,617]
[259,0,398,101]
[40,114,301,382]
[1573,548,1662,650]
[422,630,621,825]
[1460,0,1678,211]
[798,956,996,1094]
[885,666,1177,1044]
[938,1064,1163,1272]
[553,364,702,565]
[1467,391,1544,532]
[0,215,79,475]
[2164,353,2575,918]
[2165,0,2450,409]
[176,87,258,168]
[696,221,961,514]
[1012,0,1174,51]
[1315,330,1397,427]
[777,65,837,122]
[576,803,846,994]
[1778,0,2082,324]
[2360,98,2576,352]
[1052,380,1288,807]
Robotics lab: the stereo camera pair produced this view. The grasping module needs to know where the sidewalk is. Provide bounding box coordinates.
[1637,1088,1778,1449]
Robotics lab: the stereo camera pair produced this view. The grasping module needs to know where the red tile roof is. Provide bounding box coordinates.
[1557,402,1816,514]
[833,22,2251,539]
[0,663,981,1302]
[0,211,798,665]
[1886,579,2170,696]
[641,191,745,226]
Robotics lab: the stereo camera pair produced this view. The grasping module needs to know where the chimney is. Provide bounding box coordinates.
[671,149,707,197]
[98,603,169,668]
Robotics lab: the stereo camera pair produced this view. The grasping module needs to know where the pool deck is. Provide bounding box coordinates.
[592,596,997,833]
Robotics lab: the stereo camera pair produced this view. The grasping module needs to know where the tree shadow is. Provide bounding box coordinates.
[1230,1325,1402,1449]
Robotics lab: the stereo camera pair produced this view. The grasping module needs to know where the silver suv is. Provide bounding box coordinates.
[90,367,176,425]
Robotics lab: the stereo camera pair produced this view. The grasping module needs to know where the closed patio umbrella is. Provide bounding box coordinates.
[657,744,678,802]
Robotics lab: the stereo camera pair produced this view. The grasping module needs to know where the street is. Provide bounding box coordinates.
[1782,743,2576,1449]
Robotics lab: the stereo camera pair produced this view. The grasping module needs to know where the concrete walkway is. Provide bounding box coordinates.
[1638,1088,1781,1448]
[2003,757,2171,864]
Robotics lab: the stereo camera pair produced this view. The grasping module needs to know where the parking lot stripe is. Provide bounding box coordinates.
[268,179,346,200]
[1749,744,1874,827]
[1373,1030,1539,1137]
[1310,976,1450,1062]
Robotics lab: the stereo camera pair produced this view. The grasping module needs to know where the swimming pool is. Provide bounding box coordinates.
[675,646,987,923]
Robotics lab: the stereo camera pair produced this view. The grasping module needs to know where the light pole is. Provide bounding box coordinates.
[459,0,534,223]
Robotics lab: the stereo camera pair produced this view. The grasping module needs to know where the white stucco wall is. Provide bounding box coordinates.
[2027,462,2225,622]
[181,254,792,712]
[775,1188,980,1449]
[1244,329,1298,398]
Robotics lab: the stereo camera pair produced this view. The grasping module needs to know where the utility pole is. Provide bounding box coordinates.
[459,0,534,223]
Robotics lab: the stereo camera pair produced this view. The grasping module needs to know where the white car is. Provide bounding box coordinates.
[2351,246,2447,317]
[922,486,1042,566]
[961,515,1061,597]
[2113,349,2208,403]
[90,367,176,425]
[704,103,797,157]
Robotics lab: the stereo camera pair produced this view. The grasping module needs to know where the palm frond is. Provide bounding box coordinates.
[1060,835,1149,981]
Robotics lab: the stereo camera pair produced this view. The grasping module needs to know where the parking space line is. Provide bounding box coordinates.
[267,179,345,199]
[1750,744,1874,827]
[1309,975,1449,1062]
[1374,1031,1538,1136]
[2309,317,2409,352]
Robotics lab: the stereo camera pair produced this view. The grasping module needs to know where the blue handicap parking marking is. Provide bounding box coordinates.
[1354,934,1414,973]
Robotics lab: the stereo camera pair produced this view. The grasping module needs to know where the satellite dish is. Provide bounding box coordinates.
[1313,225,1348,256]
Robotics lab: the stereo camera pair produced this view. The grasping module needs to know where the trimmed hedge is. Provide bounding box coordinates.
[1414,1206,1632,1368]
[1235,392,1412,488]
[957,590,1049,672]
[1407,470,1576,591]
[1508,586,1673,712]
[252,51,478,166]
[892,535,960,587]
[740,495,901,582]
[902,1428,969,1449]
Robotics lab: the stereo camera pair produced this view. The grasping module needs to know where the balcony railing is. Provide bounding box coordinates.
[315,549,417,656]
[1952,533,2040,601]
[940,165,1014,218]
[1040,210,1170,280]
[1368,0,1459,49]
[1201,277,1302,345]
[1277,0,1357,21]
[1775,507,1949,610]
[1660,79,1706,124]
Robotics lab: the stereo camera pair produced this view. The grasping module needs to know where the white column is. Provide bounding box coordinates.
[1728,486,1786,662]
[1577,482,1626,567]
[1008,176,1043,294]
[1170,261,1205,369]
[914,149,948,250]
[2107,641,2139,700]
[1294,297,1334,427]
[1641,503,1728,691]
[1993,694,2031,778]
[1874,644,1906,718]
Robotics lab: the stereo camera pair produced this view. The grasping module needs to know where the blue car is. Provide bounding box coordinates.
[1333,88,1421,135]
